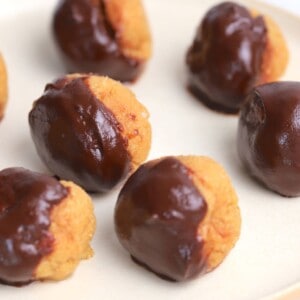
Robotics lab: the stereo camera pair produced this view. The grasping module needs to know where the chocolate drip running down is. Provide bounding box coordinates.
[115,157,208,281]
[186,2,267,113]
[0,168,68,285]
[29,76,131,192]
[238,82,300,197]
[53,0,142,82]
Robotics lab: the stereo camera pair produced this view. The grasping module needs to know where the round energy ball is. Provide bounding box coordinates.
[114,155,241,281]
[0,167,95,286]
[29,74,151,192]
[238,81,300,197]
[186,1,288,113]
[52,0,152,82]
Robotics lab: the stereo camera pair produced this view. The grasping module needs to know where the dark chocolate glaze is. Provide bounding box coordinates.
[29,76,131,193]
[238,81,300,197]
[114,157,208,281]
[186,2,267,113]
[0,167,68,285]
[53,0,143,82]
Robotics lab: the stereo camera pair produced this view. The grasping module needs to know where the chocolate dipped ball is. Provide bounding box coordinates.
[29,74,151,193]
[0,53,8,120]
[238,81,300,197]
[186,2,288,114]
[114,156,241,281]
[0,167,95,286]
[52,0,152,82]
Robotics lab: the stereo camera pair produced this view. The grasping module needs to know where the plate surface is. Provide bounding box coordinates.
[0,0,300,299]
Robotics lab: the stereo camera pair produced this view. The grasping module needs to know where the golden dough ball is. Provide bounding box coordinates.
[53,0,152,82]
[186,2,288,114]
[238,81,300,197]
[0,53,8,121]
[0,167,96,285]
[29,74,151,193]
[115,155,241,281]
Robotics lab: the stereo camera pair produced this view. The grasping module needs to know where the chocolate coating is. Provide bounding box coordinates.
[238,81,300,196]
[186,2,267,113]
[115,157,208,281]
[53,0,143,82]
[29,76,131,193]
[0,168,68,285]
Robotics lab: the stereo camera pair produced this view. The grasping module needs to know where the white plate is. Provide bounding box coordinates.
[0,0,300,299]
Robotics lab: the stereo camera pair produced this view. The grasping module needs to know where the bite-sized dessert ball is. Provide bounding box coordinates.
[52,0,152,82]
[238,81,300,197]
[29,74,151,193]
[0,167,95,286]
[0,53,8,120]
[114,156,241,281]
[186,1,288,114]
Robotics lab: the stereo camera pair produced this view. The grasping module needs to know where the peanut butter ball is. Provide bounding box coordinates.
[238,81,300,197]
[186,1,288,113]
[115,156,241,281]
[52,0,152,82]
[0,167,95,286]
[29,74,151,192]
